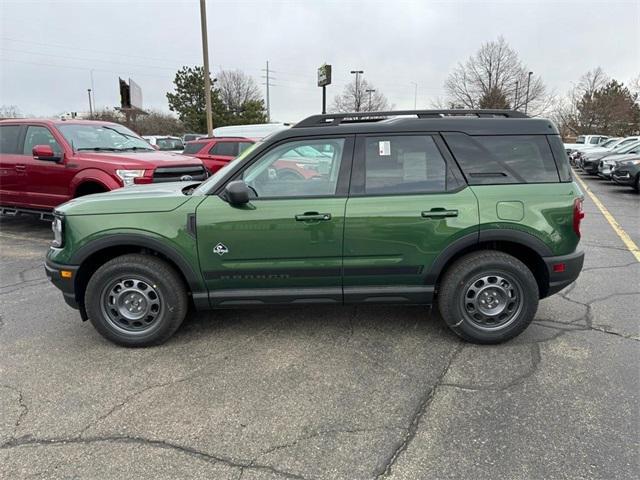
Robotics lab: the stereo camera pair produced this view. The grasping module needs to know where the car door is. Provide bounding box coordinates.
[343,133,479,303]
[21,125,69,209]
[195,136,354,306]
[0,124,26,207]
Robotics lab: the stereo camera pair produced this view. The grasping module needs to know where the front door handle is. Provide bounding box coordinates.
[15,164,26,172]
[295,212,332,221]
[421,208,458,218]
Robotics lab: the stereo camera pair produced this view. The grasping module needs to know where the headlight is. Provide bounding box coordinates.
[629,159,640,166]
[116,169,145,187]
[52,216,63,247]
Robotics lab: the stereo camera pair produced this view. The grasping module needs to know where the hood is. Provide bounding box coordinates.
[601,154,637,163]
[55,182,197,216]
[74,150,202,168]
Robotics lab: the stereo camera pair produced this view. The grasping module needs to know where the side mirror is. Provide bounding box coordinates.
[224,180,251,205]
[151,144,160,150]
[32,145,61,162]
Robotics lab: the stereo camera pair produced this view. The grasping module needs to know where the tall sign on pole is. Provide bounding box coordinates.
[200,0,213,136]
[317,64,332,114]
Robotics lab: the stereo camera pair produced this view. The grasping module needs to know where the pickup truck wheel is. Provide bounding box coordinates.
[438,251,539,344]
[85,254,188,347]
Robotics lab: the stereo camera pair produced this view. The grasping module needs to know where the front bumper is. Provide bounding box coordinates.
[45,259,79,310]
[612,170,634,186]
[582,161,600,174]
[544,250,585,297]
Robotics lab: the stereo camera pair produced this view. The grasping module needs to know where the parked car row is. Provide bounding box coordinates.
[566,135,640,192]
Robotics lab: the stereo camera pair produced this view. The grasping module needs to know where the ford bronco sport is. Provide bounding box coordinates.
[45,110,585,347]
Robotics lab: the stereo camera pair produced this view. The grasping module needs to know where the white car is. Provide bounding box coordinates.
[212,123,291,140]
[143,135,185,151]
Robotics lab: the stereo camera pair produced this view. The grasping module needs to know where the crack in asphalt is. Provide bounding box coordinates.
[440,343,543,392]
[581,242,638,253]
[582,261,639,272]
[372,343,464,479]
[0,385,28,439]
[0,435,305,479]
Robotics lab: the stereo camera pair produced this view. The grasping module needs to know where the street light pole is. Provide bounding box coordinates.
[514,80,519,110]
[410,82,418,109]
[365,89,375,111]
[199,0,213,136]
[524,71,533,115]
[350,70,364,111]
[87,89,93,118]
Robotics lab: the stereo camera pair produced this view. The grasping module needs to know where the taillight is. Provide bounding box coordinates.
[573,198,585,237]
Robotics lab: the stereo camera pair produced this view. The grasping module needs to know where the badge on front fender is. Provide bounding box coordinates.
[213,243,229,256]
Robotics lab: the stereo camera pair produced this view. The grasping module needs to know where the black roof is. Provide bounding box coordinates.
[269,110,558,142]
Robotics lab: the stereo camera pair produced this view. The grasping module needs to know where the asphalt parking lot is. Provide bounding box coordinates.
[0,174,638,480]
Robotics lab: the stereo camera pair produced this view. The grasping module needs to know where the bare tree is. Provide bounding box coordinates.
[332,77,390,113]
[444,36,550,115]
[554,68,609,135]
[0,105,22,119]
[216,70,263,114]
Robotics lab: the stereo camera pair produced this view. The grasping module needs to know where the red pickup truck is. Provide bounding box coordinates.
[0,119,207,211]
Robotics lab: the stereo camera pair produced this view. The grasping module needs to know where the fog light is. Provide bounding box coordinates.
[553,263,566,273]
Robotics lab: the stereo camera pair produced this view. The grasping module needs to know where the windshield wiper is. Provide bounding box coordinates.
[76,147,125,151]
[119,146,154,152]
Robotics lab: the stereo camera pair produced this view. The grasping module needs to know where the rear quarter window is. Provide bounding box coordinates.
[0,125,22,154]
[443,133,560,185]
[183,142,206,154]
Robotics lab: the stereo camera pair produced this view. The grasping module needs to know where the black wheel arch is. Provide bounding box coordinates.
[70,234,209,310]
[426,228,553,299]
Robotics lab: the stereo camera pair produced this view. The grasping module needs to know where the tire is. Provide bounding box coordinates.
[633,174,640,193]
[85,254,188,347]
[437,251,539,344]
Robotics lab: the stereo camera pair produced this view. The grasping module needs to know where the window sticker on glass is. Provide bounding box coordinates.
[379,140,391,156]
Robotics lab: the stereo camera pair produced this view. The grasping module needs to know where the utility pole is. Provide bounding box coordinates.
[350,70,364,111]
[410,82,418,109]
[87,89,93,117]
[90,69,96,113]
[524,71,533,115]
[365,89,375,111]
[262,61,273,122]
[514,80,519,110]
[199,0,213,136]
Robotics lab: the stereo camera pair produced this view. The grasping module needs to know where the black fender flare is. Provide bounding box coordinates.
[70,233,208,307]
[424,228,553,285]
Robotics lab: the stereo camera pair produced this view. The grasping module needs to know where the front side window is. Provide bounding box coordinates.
[210,141,238,156]
[242,138,345,198]
[57,123,153,151]
[23,126,62,155]
[0,125,21,154]
[363,135,446,194]
[444,133,560,184]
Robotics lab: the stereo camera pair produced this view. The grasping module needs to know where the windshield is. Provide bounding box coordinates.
[618,141,640,154]
[576,136,585,144]
[600,139,618,147]
[613,138,637,150]
[193,141,262,194]
[156,138,184,151]
[58,123,154,151]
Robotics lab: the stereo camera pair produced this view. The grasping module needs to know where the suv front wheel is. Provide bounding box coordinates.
[438,251,539,344]
[85,254,188,347]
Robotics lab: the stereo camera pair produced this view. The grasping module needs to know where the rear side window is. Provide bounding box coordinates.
[183,142,205,154]
[443,133,560,185]
[0,125,21,154]
[239,142,253,154]
[210,141,238,156]
[363,135,447,194]
[546,135,572,182]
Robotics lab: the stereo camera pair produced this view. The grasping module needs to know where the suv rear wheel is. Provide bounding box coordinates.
[85,254,188,347]
[438,251,539,344]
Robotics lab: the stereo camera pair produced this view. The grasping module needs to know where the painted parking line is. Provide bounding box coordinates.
[574,173,640,263]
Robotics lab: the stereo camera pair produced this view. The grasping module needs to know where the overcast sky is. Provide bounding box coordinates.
[1,0,638,123]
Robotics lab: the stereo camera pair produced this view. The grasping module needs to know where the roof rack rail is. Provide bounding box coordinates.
[293,109,528,128]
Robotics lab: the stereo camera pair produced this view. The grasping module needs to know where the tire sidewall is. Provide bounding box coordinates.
[85,258,186,347]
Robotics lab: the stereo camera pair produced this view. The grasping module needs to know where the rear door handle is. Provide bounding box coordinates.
[421,208,458,218]
[295,212,332,221]
[15,164,26,172]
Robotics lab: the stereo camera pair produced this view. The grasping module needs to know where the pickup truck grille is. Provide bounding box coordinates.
[152,165,207,183]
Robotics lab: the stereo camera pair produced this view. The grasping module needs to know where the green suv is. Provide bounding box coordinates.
[45,110,585,347]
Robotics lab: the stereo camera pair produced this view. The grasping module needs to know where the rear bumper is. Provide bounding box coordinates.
[543,250,585,297]
[45,259,79,309]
